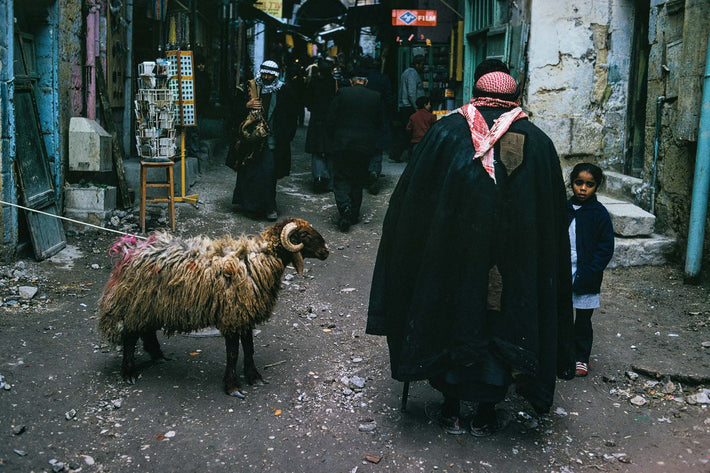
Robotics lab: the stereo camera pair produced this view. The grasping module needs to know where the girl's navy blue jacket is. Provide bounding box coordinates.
[568,195,615,295]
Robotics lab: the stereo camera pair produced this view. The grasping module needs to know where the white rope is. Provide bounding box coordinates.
[0,199,147,241]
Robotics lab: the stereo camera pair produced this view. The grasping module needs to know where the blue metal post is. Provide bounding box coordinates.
[684,30,710,280]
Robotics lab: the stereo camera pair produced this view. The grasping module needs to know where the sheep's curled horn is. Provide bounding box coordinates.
[280,222,305,274]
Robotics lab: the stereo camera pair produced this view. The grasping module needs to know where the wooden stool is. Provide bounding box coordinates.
[140,160,176,233]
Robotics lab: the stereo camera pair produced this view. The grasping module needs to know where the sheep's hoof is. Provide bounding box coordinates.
[227,388,246,399]
[123,375,138,385]
[245,369,267,386]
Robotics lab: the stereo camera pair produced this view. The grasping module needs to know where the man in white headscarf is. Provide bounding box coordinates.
[232,60,298,221]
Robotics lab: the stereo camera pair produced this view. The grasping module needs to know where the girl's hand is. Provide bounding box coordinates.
[247,98,262,109]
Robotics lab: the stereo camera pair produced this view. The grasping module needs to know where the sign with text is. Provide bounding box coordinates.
[255,0,283,18]
[392,10,437,27]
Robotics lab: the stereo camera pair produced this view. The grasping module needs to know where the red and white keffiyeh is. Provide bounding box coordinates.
[458,72,527,183]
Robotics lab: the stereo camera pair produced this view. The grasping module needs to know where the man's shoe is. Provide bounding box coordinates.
[339,208,352,232]
[314,177,330,193]
[367,172,379,195]
[470,409,511,437]
[266,211,278,221]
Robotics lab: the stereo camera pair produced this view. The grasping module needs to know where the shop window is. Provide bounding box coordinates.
[470,0,494,33]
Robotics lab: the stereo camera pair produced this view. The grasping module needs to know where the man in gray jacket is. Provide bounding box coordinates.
[391,55,425,162]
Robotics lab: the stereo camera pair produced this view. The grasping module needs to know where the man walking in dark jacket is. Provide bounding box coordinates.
[327,75,384,231]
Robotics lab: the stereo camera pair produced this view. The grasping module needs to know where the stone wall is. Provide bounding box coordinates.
[58,0,84,208]
[645,0,709,247]
[525,0,632,175]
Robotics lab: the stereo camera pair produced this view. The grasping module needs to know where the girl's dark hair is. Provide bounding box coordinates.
[569,162,605,187]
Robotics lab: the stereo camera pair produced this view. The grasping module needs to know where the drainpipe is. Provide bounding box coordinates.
[122,0,134,155]
[650,96,664,215]
[684,29,710,281]
[86,0,100,120]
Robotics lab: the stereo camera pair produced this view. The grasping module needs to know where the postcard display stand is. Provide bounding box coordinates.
[135,59,176,162]
[167,50,198,205]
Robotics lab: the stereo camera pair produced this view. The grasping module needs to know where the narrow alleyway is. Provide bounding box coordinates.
[0,126,709,473]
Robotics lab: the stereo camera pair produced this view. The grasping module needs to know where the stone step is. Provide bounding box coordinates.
[598,195,656,237]
[602,171,644,202]
[594,188,675,268]
[609,234,676,268]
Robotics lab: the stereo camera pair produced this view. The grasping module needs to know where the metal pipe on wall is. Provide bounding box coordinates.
[650,95,664,215]
[122,0,134,156]
[86,0,100,120]
[684,29,710,281]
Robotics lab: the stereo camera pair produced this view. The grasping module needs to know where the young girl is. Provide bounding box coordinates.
[568,163,615,377]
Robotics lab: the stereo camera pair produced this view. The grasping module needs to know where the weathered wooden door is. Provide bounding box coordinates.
[13,31,66,260]
[624,1,650,177]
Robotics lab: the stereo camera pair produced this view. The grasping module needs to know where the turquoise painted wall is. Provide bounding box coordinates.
[0,0,18,253]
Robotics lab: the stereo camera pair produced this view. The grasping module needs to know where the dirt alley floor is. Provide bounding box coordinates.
[0,126,709,473]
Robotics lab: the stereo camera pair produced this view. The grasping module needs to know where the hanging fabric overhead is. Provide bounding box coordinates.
[146,0,168,22]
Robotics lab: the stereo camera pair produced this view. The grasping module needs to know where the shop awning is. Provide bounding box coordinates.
[345,3,386,28]
[295,0,347,34]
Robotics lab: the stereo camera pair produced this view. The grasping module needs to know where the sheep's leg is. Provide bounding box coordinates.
[122,331,140,384]
[141,330,170,362]
[241,329,266,385]
[224,333,245,398]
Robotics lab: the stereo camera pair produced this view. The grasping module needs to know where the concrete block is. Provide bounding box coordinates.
[63,185,117,233]
[599,196,656,236]
[63,208,112,232]
[64,185,117,211]
[608,234,676,268]
[68,118,112,172]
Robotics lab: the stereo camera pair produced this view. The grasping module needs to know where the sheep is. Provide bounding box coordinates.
[97,218,329,397]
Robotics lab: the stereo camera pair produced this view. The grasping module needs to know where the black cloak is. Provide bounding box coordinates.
[366,110,575,414]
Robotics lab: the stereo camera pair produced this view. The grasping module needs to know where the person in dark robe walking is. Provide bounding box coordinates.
[232,60,298,221]
[305,58,338,192]
[353,55,394,195]
[366,59,575,435]
[327,75,384,231]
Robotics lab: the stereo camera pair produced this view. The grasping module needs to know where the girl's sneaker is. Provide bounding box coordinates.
[575,362,589,377]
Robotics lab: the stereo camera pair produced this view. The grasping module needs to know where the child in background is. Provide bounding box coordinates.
[567,163,615,377]
[406,96,437,157]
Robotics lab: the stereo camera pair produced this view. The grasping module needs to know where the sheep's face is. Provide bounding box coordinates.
[278,219,329,275]
[296,225,329,261]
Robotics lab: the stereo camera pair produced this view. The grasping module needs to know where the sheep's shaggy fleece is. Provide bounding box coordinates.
[98,230,290,344]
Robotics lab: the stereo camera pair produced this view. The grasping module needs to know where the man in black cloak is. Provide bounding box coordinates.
[366,59,575,436]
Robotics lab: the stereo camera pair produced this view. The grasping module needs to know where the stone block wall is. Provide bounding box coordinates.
[525,0,632,172]
[644,0,709,251]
